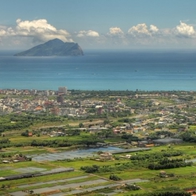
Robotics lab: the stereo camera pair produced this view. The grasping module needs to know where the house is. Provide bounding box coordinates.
[99,152,113,161]
[2,160,9,164]
[159,170,167,178]
[34,105,43,111]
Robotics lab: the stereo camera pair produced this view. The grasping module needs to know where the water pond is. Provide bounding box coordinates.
[31,146,124,162]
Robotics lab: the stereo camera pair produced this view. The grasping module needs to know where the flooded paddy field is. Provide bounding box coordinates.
[30,146,123,162]
[11,177,148,196]
[18,176,88,188]
[30,146,150,162]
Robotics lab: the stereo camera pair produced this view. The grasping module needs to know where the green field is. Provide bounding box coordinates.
[0,143,196,195]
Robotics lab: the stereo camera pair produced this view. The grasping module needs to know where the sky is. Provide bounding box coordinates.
[1,0,196,50]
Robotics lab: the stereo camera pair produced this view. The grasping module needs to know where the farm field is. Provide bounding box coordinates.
[0,144,196,195]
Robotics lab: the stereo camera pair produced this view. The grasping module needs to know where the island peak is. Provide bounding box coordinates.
[14,38,84,56]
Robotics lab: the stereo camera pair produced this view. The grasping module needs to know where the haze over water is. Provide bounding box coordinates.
[0,50,196,91]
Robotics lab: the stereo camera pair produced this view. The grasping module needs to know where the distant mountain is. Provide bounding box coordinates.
[14,39,84,56]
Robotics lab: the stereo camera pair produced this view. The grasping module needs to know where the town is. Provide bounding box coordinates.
[0,88,196,195]
[1,87,196,140]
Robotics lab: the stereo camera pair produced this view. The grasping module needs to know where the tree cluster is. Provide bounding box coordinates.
[181,131,196,143]
[121,134,139,142]
[30,139,72,147]
[80,165,99,173]
[0,113,63,133]
[109,174,121,181]
[129,151,192,170]
[148,158,192,170]
[137,191,191,196]
[125,183,140,190]
[81,162,137,174]
[130,151,183,161]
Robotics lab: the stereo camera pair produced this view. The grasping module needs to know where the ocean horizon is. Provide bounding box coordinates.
[0,49,196,91]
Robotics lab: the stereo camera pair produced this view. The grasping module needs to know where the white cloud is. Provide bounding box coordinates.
[125,23,185,47]
[0,26,7,37]
[0,29,6,36]
[0,19,75,49]
[175,21,195,37]
[149,25,159,33]
[87,30,99,37]
[128,23,150,35]
[15,19,72,42]
[128,23,159,37]
[105,27,127,46]
[0,19,73,44]
[109,27,124,35]
[16,19,56,32]
[1,19,196,49]
[77,30,99,37]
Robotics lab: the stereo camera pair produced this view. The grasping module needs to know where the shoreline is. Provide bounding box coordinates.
[1,88,196,92]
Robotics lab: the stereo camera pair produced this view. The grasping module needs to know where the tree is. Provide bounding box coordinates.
[79,123,84,128]
[125,183,140,190]
[109,174,121,181]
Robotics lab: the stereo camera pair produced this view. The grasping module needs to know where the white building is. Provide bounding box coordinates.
[58,87,67,94]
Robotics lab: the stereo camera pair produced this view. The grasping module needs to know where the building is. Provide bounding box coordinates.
[58,87,67,95]
[57,95,64,103]
[95,105,103,115]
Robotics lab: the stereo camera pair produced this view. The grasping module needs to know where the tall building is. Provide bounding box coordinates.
[58,87,67,94]
[57,95,64,103]
[96,105,103,115]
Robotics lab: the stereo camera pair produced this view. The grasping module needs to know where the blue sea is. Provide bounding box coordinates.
[0,50,196,91]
